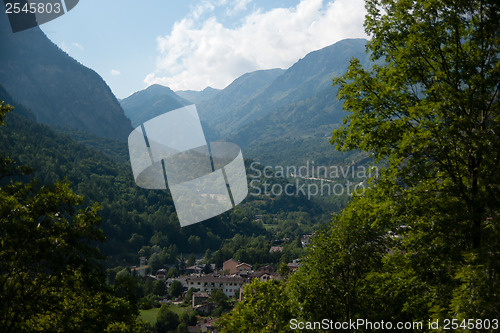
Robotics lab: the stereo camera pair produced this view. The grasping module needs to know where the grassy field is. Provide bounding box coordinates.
[139,304,192,324]
[139,308,160,325]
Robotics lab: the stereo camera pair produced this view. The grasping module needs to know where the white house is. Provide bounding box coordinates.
[186,275,247,298]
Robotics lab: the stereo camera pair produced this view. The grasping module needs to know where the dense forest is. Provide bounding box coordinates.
[0,88,340,262]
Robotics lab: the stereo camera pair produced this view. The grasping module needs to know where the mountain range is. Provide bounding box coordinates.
[198,39,370,140]
[120,38,371,165]
[176,87,221,105]
[0,0,370,165]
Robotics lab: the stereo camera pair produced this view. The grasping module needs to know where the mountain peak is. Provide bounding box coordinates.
[175,87,222,105]
[147,84,175,92]
[121,85,192,127]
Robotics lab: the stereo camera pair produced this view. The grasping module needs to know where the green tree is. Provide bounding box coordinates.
[330,0,499,322]
[216,279,294,333]
[287,210,386,322]
[209,288,229,309]
[212,250,224,269]
[203,248,212,263]
[114,274,141,305]
[156,305,179,333]
[154,280,167,297]
[186,253,196,267]
[169,279,183,299]
[167,266,179,278]
[179,310,197,326]
[176,322,188,333]
[203,263,213,274]
[184,287,197,305]
[149,252,163,273]
[143,278,154,296]
[0,101,143,332]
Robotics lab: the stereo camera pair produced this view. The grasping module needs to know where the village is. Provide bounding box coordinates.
[129,234,312,332]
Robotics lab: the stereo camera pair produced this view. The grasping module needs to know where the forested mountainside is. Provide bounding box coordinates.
[197,39,370,137]
[123,39,371,166]
[0,87,345,266]
[0,3,132,140]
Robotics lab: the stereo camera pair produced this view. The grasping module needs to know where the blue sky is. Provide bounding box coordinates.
[41,0,367,99]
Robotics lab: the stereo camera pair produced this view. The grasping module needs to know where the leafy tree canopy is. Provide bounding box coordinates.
[329,0,500,321]
[0,101,145,331]
[169,279,184,299]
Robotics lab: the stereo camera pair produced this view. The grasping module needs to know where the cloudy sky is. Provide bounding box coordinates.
[41,0,367,98]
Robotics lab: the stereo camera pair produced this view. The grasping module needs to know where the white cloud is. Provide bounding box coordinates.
[111,69,121,76]
[227,0,252,16]
[145,0,367,91]
[190,0,217,19]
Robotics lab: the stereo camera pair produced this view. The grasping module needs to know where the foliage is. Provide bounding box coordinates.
[169,280,184,299]
[287,206,386,322]
[212,233,305,270]
[203,263,213,274]
[0,101,144,332]
[0,93,269,266]
[186,253,196,267]
[184,288,197,305]
[155,305,180,333]
[216,279,294,333]
[329,0,500,323]
[179,310,197,326]
[154,280,168,297]
[209,288,229,310]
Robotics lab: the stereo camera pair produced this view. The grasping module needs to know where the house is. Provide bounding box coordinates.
[186,275,247,298]
[192,292,210,306]
[236,262,252,273]
[156,269,167,280]
[193,302,216,316]
[166,276,189,289]
[260,273,279,282]
[222,259,252,275]
[258,265,275,274]
[222,259,239,275]
[249,270,279,282]
[269,246,283,253]
[287,260,300,272]
[301,234,313,248]
[188,318,218,333]
[185,265,204,275]
[130,265,148,277]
